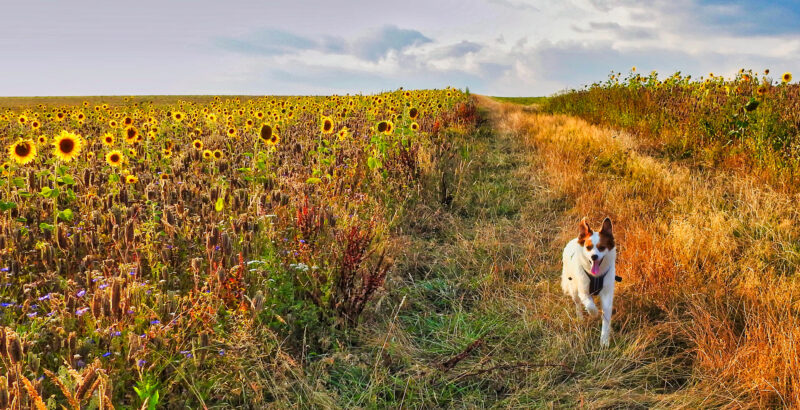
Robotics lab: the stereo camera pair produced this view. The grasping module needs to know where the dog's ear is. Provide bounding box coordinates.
[600,217,613,236]
[578,217,592,243]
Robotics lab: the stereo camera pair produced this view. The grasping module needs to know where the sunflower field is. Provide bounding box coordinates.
[0,89,474,407]
[545,68,800,189]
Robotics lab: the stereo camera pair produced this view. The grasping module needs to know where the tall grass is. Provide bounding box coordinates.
[501,101,800,407]
[545,69,800,189]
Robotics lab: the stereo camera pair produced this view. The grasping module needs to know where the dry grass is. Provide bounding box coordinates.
[491,97,800,407]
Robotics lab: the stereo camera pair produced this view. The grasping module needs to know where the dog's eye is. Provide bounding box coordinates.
[597,246,606,251]
[585,245,593,251]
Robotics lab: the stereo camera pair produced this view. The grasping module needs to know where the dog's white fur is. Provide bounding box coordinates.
[561,217,617,346]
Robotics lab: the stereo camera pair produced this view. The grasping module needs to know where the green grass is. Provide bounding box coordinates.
[490,96,549,105]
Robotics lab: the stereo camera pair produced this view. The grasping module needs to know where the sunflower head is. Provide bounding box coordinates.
[409,107,419,119]
[125,126,139,144]
[52,131,84,162]
[410,122,420,131]
[337,127,349,141]
[37,135,47,144]
[125,174,138,184]
[102,133,115,146]
[321,116,334,134]
[782,72,792,83]
[9,139,37,165]
[259,124,274,143]
[213,149,223,160]
[105,150,123,167]
[192,139,204,150]
[202,149,213,160]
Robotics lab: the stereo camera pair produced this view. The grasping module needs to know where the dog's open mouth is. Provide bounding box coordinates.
[591,259,601,275]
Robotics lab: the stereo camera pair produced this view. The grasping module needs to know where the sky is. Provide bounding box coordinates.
[1,0,798,96]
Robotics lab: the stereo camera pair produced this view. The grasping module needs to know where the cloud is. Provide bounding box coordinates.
[573,21,656,39]
[431,41,484,59]
[486,0,539,11]
[351,26,432,61]
[217,25,432,62]
[216,29,318,56]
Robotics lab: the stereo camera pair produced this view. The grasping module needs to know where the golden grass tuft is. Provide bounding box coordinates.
[489,99,800,406]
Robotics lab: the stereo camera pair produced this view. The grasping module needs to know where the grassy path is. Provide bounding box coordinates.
[300,95,796,407]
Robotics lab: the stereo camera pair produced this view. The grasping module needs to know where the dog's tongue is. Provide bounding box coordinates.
[591,259,600,275]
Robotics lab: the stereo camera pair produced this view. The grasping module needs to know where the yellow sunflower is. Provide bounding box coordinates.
[9,139,37,165]
[782,72,792,83]
[172,111,185,121]
[52,131,84,162]
[410,122,420,131]
[192,139,204,150]
[125,174,138,184]
[37,135,47,144]
[101,133,115,146]
[105,150,124,167]
[259,124,274,144]
[321,116,334,134]
[337,127,349,141]
[213,149,223,160]
[124,126,139,144]
[202,149,213,160]
[408,107,419,119]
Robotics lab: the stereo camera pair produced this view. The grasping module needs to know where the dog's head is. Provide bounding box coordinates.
[577,217,615,276]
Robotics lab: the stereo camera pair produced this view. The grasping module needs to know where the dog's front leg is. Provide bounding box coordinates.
[579,292,599,317]
[600,291,613,346]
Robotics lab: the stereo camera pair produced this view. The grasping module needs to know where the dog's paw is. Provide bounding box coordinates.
[586,305,599,317]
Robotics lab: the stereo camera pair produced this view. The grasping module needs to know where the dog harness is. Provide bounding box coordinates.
[569,251,622,296]
[582,266,609,296]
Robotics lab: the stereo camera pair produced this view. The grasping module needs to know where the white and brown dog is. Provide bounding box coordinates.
[561,217,618,346]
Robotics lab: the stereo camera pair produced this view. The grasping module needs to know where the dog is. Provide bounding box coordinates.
[561,217,618,346]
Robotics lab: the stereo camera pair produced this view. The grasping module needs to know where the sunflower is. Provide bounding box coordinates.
[37,135,47,144]
[227,127,237,138]
[105,150,123,167]
[267,133,280,146]
[9,139,37,165]
[162,148,172,158]
[101,133,115,146]
[17,115,27,125]
[159,173,170,181]
[31,120,41,130]
[172,111,185,121]
[124,126,139,144]
[337,127,349,141]
[259,124,274,143]
[410,122,420,131]
[55,112,66,121]
[207,114,217,122]
[213,149,223,160]
[202,149,213,160]
[109,119,118,128]
[409,107,419,119]
[376,121,389,134]
[1,162,10,176]
[127,148,137,158]
[192,139,204,150]
[383,121,394,135]
[52,131,84,162]
[125,174,138,184]
[782,72,792,83]
[321,116,334,134]
[757,84,768,96]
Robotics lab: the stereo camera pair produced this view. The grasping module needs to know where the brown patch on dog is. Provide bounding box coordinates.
[578,218,593,245]
[599,217,615,250]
